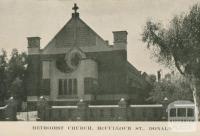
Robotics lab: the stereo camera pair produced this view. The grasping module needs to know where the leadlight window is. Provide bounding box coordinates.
[58,78,77,95]
[68,79,72,94]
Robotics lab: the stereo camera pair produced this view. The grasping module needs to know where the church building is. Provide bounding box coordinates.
[26,4,151,105]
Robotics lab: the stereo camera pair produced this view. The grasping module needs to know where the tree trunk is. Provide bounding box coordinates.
[190,75,199,121]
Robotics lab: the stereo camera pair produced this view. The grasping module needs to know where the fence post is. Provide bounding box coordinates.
[6,97,17,121]
[37,96,49,121]
[162,97,168,121]
[118,98,128,121]
[77,99,87,121]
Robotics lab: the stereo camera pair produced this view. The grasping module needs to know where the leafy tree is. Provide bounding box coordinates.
[142,4,200,116]
[7,49,27,82]
[0,49,7,105]
[7,49,28,102]
[149,79,193,104]
[142,5,200,77]
[148,74,157,84]
[0,48,28,110]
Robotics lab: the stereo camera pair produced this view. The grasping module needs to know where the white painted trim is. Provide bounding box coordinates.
[130,104,163,108]
[0,105,8,110]
[174,104,195,108]
[53,99,79,101]
[51,106,78,109]
[89,105,118,108]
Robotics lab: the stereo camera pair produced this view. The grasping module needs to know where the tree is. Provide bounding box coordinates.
[0,49,7,105]
[7,49,28,102]
[0,48,28,110]
[142,4,200,77]
[7,49,27,81]
[142,4,200,119]
[149,79,193,104]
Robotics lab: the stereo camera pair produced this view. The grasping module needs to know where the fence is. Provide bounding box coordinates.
[37,98,164,121]
[0,105,8,121]
[17,111,38,121]
[0,97,17,121]
[0,97,166,121]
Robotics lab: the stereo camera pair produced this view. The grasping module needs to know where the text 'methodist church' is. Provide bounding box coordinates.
[26,4,151,105]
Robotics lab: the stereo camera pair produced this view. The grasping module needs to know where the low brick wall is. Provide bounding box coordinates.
[0,106,6,121]
[128,106,163,121]
[37,98,164,121]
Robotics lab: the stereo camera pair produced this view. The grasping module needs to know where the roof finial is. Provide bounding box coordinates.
[72,3,79,13]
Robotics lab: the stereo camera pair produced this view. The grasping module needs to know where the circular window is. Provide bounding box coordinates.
[56,55,72,73]
[65,51,83,70]
[70,52,82,67]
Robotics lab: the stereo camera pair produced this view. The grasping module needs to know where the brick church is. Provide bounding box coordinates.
[26,4,151,105]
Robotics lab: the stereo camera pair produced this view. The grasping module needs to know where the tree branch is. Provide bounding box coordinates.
[173,55,185,76]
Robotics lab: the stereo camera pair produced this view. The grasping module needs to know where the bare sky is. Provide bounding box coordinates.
[0,0,199,75]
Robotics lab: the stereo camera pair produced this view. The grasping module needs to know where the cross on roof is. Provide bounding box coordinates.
[72,3,79,13]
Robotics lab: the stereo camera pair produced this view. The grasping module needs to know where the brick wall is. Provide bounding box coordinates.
[86,50,127,94]
[37,98,164,121]
[26,55,41,96]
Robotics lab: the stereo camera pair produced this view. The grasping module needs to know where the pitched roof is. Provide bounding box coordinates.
[42,14,107,52]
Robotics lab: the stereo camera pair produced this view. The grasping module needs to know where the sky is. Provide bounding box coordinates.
[0,0,199,75]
